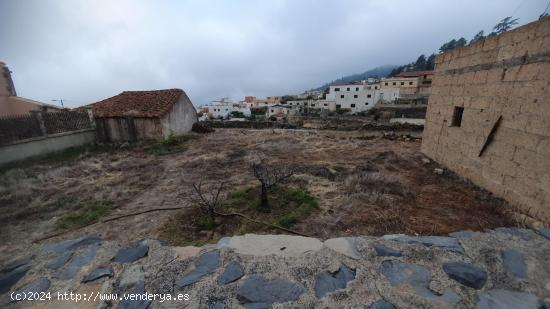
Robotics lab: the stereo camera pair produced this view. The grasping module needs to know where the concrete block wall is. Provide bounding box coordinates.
[421,17,550,222]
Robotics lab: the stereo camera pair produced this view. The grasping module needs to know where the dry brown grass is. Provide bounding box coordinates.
[0,129,516,263]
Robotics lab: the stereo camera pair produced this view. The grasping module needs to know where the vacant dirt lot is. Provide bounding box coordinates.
[0,129,516,264]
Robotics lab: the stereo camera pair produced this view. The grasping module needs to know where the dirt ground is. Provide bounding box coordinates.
[0,129,516,264]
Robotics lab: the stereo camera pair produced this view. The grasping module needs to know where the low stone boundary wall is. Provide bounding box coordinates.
[0,129,96,165]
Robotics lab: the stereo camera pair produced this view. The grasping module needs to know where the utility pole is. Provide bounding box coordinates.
[51,99,65,108]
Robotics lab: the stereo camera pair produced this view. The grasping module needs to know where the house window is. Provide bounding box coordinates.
[375,86,378,89]
[340,95,344,98]
[271,109,274,113]
[347,87,350,91]
[353,95,358,98]
[367,94,372,98]
[355,87,359,91]
[324,103,328,106]
[335,87,340,91]
[351,104,356,108]
[336,104,341,109]
[392,82,396,86]
[451,106,464,127]
[384,82,388,86]
[409,82,413,85]
[400,82,404,86]
[365,102,369,105]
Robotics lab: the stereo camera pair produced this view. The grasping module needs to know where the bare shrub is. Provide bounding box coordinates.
[191,180,226,226]
[251,158,294,213]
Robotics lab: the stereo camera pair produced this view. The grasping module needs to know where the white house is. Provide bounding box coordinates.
[287,100,336,112]
[325,83,379,113]
[267,105,293,118]
[206,98,251,119]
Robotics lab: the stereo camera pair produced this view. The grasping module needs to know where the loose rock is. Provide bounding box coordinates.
[494,228,533,241]
[1,256,32,274]
[82,267,114,283]
[13,277,50,299]
[119,265,145,290]
[501,249,527,278]
[113,243,149,264]
[374,243,402,257]
[380,260,460,306]
[443,261,487,289]
[448,230,477,238]
[43,235,101,254]
[117,281,151,309]
[46,251,73,270]
[0,265,30,293]
[175,251,220,288]
[54,244,99,280]
[314,265,356,298]
[535,228,550,240]
[476,289,541,309]
[237,275,305,308]
[395,236,464,254]
[218,261,244,285]
[380,260,431,289]
[369,299,396,309]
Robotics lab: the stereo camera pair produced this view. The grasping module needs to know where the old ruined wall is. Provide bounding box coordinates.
[421,18,550,223]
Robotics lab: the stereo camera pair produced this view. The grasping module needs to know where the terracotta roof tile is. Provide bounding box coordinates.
[86,89,183,118]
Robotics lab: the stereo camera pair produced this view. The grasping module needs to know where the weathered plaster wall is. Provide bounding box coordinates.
[421,18,550,222]
[161,91,197,137]
[0,129,96,165]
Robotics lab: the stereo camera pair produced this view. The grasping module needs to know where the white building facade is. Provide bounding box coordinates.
[206,99,251,119]
[325,83,380,113]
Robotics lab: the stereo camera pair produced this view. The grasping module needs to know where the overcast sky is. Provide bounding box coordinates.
[0,0,547,107]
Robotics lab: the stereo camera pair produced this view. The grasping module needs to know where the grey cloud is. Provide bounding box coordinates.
[0,0,546,107]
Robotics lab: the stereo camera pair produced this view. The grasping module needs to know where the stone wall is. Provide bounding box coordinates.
[421,17,550,222]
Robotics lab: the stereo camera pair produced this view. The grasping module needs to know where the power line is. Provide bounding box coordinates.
[510,0,528,17]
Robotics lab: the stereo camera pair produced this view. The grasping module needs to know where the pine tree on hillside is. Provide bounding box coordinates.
[415,55,427,71]
[470,30,485,43]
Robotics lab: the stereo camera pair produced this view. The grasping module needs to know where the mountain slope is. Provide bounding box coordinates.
[312,65,396,91]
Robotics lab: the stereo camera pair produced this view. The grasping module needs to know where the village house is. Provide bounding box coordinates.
[267,104,293,119]
[86,88,197,142]
[287,99,337,112]
[394,70,433,97]
[325,82,379,113]
[0,62,62,116]
[205,98,251,119]
[240,96,279,109]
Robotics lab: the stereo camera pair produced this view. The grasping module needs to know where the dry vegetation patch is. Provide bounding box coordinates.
[0,129,516,262]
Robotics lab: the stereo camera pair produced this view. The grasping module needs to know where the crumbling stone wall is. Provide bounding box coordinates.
[422,17,550,223]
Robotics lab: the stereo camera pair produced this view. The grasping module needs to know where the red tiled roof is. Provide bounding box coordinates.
[86,89,183,118]
[395,70,434,78]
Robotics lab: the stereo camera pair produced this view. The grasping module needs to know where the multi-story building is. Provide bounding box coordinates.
[240,96,279,109]
[205,98,251,119]
[325,82,379,113]
[394,70,433,97]
[380,70,434,100]
[287,100,336,112]
[267,105,293,119]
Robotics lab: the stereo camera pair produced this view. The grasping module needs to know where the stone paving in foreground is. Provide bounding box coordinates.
[1,228,549,309]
